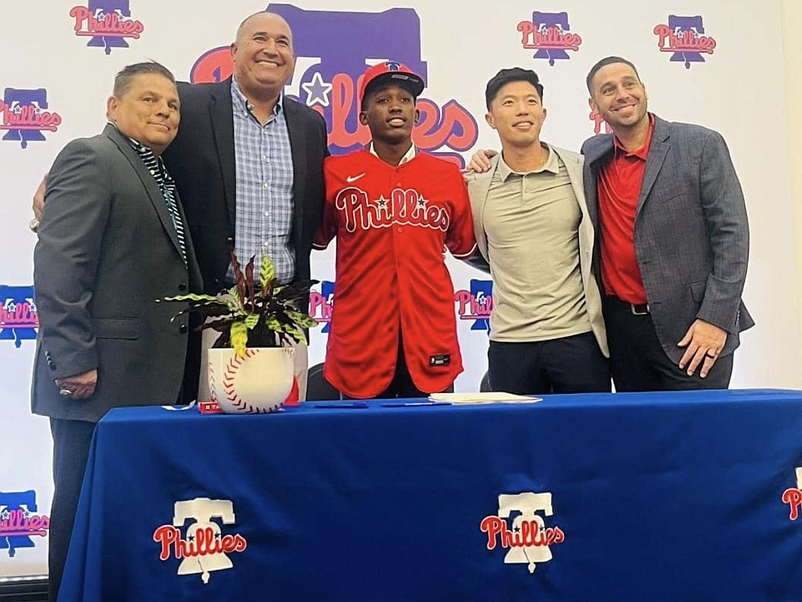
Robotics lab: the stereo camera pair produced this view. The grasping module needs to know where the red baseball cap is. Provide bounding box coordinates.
[359,61,425,106]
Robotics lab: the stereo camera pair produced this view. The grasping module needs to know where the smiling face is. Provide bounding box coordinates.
[231,12,295,100]
[588,61,649,133]
[107,72,179,156]
[359,83,419,145]
[485,80,546,149]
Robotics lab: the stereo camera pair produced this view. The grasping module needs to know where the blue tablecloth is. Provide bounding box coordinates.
[59,389,802,601]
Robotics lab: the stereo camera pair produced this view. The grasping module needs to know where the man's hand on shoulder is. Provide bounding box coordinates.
[55,369,98,400]
[466,149,497,173]
[677,319,727,378]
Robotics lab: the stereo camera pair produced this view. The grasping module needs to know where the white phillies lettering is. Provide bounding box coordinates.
[480,492,565,574]
[335,187,450,233]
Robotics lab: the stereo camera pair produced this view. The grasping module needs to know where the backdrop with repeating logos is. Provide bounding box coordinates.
[1,0,799,578]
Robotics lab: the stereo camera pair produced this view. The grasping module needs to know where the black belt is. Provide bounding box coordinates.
[605,296,650,316]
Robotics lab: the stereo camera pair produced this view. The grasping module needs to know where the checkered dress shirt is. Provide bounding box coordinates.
[229,77,295,284]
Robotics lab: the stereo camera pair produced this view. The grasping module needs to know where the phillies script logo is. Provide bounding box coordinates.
[782,467,802,521]
[0,285,38,348]
[480,492,565,574]
[654,15,716,69]
[454,279,493,332]
[589,109,612,135]
[0,490,50,558]
[189,4,478,167]
[518,11,582,65]
[0,89,61,149]
[154,497,247,584]
[309,280,334,333]
[336,187,450,233]
[70,0,144,55]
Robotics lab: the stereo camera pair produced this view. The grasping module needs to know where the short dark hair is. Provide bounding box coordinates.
[585,56,641,94]
[113,61,176,97]
[485,68,544,110]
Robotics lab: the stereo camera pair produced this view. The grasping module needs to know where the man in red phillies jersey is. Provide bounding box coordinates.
[313,62,476,399]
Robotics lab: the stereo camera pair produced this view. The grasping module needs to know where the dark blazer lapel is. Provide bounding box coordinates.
[583,135,615,229]
[284,98,308,242]
[210,79,237,228]
[104,124,184,258]
[636,116,670,218]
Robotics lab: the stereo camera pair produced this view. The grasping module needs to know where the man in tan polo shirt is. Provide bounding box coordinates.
[465,68,609,394]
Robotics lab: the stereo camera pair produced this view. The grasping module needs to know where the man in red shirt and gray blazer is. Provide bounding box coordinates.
[582,56,753,391]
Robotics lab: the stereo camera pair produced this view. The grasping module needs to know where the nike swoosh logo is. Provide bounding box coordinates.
[346,173,366,183]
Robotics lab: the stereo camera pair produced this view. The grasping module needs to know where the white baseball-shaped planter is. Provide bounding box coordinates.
[207,347,295,414]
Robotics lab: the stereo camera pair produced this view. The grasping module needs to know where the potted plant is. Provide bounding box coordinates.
[162,253,319,413]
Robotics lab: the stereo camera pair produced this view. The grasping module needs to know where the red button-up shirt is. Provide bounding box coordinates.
[597,114,655,304]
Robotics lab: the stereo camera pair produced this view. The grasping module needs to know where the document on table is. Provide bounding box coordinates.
[428,392,541,404]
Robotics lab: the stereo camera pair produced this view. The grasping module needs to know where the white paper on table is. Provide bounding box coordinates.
[428,392,542,404]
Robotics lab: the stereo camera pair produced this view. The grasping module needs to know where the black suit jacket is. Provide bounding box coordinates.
[163,78,329,294]
[32,125,203,422]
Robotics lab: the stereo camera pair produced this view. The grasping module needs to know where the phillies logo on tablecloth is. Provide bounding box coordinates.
[454,279,493,333]
[0,285,38,348]
[517,11,582,66]
[189,3,478,168]
[309,280,334,333]
[654,15,717,69]
[480,492,565,574]
[335,187,450,233]
[154,497,248,584]
[0,489,50,558]
[69,0,144,55]
[0,90,61,149]
[781,467,802,520]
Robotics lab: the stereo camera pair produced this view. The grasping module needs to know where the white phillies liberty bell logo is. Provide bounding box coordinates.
[153,497,247,583]
[174,498,236,582]
[500,492,554,573]
[481,491,565,574]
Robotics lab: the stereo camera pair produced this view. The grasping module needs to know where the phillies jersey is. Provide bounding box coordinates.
[314,149,476,398]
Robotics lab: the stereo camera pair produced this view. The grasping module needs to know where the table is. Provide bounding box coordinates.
[58,389,802,601]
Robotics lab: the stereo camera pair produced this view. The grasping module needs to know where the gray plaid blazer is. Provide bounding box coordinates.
[582,115,754,364]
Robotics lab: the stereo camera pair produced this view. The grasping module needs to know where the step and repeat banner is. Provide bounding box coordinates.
[1,0,799,578]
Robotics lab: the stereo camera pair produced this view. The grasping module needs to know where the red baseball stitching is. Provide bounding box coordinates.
[221,349,282,413]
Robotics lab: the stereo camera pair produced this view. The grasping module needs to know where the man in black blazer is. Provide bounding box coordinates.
[162,11,328,400]
[163,10,328,294]
[582,56,753,391]
[32,62,202,601]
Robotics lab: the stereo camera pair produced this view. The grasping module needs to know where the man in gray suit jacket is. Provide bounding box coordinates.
[32,62,202,600]
[465,68,609,395]
[582,56,753,391]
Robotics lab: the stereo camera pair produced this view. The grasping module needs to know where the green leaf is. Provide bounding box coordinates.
[260,255,276,290]
[265,316,282,332]
[244,314,259,330]
[282,323,308,346]
[286,310,320,329]
[231,321,249,357]
[162,293,227,304]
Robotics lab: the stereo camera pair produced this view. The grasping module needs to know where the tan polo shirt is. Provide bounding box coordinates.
[484,145,592,342]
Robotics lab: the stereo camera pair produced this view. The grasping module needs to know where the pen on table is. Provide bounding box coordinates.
[380,401,453,408]
[310,402,370,409]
